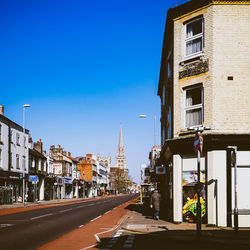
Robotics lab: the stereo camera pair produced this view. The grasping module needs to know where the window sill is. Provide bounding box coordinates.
[180,53,204,65]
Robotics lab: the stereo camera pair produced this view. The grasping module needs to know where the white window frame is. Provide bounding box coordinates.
[184,84,204,129]
[183,17,204,60]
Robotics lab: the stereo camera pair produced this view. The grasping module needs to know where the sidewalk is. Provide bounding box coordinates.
[119,202,250,249]
[0,197,86,210]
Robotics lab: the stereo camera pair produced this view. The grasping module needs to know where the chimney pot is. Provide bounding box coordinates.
[0,105,4,115]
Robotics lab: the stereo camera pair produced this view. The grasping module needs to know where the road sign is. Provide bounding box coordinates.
[194,132,203,155]
[155,166,166,175]
[29,175,38,182]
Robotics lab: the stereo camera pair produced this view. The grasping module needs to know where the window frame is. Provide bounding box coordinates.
[183,16,204,60]
[183,84,204,129]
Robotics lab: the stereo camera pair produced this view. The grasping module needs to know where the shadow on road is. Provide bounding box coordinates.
[97,229,250,250]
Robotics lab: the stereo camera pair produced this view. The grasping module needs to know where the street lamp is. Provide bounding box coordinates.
[23,104,31,205]
[188,126,210,236]
[139,114,157,146]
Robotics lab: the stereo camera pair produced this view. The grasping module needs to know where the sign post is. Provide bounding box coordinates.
[29,175,38,202]
[194,132,203,236]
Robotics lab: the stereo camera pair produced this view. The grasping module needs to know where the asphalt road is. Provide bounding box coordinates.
[0,194,138,250]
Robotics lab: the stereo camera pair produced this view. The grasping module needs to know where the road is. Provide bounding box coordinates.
[0,194,137,250]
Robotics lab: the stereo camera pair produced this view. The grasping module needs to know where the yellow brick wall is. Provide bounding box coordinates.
[173,3,250,137]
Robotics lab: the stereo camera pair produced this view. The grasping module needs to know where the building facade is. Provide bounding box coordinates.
[158,0,250,227]
[0,105,30,204]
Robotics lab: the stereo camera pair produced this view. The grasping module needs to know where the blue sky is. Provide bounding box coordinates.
[0,0,183,183]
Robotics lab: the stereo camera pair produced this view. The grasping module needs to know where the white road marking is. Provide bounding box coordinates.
[0,224,14,228]
[123,234,135,248]
[90,215,101,222]
[59,208,73,213]
[30,213,52,220]
[77,205,86,208]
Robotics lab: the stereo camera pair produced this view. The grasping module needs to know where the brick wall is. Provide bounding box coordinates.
[173,3,250,137]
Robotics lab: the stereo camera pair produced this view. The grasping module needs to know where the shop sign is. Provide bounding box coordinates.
[55,177,63,185]
[64,177,72,184]
[53,163,62,175]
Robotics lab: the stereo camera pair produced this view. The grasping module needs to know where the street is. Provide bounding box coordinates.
[0,194,137,250]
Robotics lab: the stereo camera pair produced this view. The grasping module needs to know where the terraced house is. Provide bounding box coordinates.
[157,0,250,227]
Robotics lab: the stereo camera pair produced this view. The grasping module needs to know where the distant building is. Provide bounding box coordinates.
[49,145,74,199]
[77,154,98,198]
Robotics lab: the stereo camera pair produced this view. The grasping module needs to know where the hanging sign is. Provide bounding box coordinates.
[155,166,166,175]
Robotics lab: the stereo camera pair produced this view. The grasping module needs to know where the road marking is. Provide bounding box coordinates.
[123,234,135,248]
[59,208,73,213]
[30,213,52,220]
[0,224,14,228]
[77,205,86,208]
[90,215,101,222]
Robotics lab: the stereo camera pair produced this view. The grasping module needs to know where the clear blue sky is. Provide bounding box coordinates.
[0,0,183,183]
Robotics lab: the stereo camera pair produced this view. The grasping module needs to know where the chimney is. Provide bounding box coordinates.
[0,105,4,115]
[34,139,43,154]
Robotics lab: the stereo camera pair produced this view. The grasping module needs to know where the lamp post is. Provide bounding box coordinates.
[23,104,31,205]
[139,114,157,146]
[189,126,210,236]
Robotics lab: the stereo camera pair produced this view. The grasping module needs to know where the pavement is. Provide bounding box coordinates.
[105,201,250,250]
[1,197,250,249]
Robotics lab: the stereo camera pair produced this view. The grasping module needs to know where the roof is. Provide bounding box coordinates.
[68,156,79,163]
[0,114,29,133]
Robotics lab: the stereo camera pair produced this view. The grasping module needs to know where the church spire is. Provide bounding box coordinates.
[118,125,124,153]
[115,125,126,169]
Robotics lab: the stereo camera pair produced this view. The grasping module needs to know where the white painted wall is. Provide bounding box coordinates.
[207,150,227,227]
[0,121,9,170]
[173,154,183,223]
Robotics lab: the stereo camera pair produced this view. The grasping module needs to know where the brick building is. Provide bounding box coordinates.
[77,154,98,198]
[158,0,250,227]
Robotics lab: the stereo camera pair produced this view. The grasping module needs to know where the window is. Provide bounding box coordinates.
[16,133,20,145]
[0,149,2,168]
[23,136,26,147]
[184,17,203,59]
[10,129,13,143]
[22,156,26,171]
[10,153,13,168]
[184,85,203,128]
[0,124,2,142]
[16,154,20,169]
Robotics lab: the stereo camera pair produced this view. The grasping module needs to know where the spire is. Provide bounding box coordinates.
[116,125,126,169]
[118,125,124,152]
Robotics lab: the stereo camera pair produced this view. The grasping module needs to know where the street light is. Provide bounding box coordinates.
[139,114,157,146]
[23,104,31,205]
